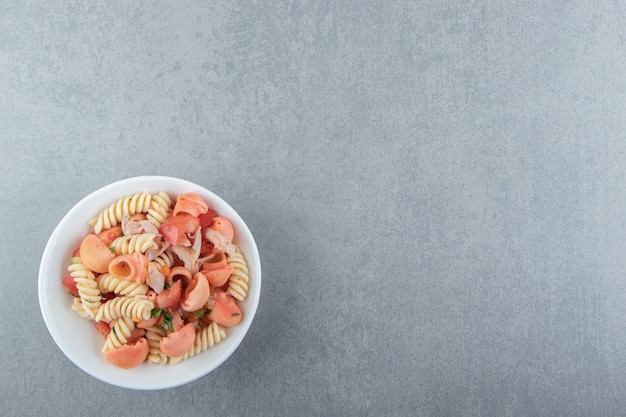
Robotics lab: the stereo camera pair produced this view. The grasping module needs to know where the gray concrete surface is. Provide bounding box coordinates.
[2,1,626,416]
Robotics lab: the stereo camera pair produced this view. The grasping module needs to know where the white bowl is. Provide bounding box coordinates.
[38,176,261,390]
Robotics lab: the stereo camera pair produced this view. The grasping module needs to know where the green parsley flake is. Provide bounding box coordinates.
[162,310,174,332]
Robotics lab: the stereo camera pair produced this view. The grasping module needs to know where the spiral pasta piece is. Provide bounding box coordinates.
[146,192,173,228]
[102,316,135,352]
[111,233,159,255]
[97,273,149,297]
[94,295,154,322]
[145,325,168,365]
[68,257,101,318]
[226,248,249,301]
[71,298,91,319]
[89,193,153,234]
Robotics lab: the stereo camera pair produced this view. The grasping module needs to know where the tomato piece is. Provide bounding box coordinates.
[61,273,79,297]
[94,321,111,338]
[96,225,122,246]
[71,247,81,258]
[198,209,218,228]
[102,292,117,301]
[159,214,200,245]
[126,328,147,344]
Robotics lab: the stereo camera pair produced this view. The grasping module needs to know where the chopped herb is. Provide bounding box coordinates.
[159,324,168,335]
[112,327,117,335]
[164,282,171,289]
[108,246,115,254]
[162,310,174,332]
[151,308,163,319]
[204,308,212,315]
[232,312,240,317]
[194,311,204,318]
[70,256,75,264]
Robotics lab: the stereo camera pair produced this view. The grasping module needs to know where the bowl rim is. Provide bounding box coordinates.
[38,175,261,390]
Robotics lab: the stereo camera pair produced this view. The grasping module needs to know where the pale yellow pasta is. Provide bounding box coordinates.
[167,355,183,365]
[145,325,168,365]
[89,192,152,234]
[71,298,91,319]
[146,191,173,228]
[226,248,249,301]
[110,233,159,255]
[68,257,101,318]
[94,295,154,322]
[102,316,135,352]
[97,273,149,297]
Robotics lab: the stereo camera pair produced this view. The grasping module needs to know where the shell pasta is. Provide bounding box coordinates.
[61,191,249,369]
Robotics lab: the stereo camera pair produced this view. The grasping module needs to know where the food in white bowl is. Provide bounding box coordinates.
[38,176,261,390]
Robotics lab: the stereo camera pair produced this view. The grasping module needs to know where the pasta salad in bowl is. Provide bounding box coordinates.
[38,176,261,389]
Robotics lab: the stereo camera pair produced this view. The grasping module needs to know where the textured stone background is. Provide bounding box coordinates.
[2,1,626,416]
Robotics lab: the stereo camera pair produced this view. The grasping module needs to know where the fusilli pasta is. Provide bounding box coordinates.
[146,191,173,228]
[89,193,152,234]
[145,325,168,365]
[102,316,135,352]
[71,297,91,319]
[95,295,154,322]
[111,233,159,255]
[226,248,250,301]
[68,257,101,318]
[97,273,149,297]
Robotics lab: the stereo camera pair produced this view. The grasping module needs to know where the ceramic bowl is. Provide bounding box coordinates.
[38,176,261,389]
